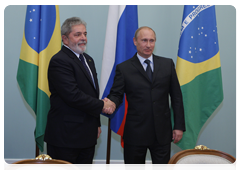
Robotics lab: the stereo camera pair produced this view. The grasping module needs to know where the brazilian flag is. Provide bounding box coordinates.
[175,5,224,150]
[16,5,61,151]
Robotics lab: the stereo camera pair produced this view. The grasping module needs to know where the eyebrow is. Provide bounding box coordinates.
[74,31,87,35]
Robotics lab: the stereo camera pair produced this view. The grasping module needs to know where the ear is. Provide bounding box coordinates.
[62,35,68,45]
[133,37,137,46]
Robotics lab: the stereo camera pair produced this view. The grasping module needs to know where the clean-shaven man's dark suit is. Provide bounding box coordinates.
[108,53,185,163]
[44,46,103,162]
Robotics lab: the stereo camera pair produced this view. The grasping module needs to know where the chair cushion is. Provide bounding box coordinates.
[176,154,232,164]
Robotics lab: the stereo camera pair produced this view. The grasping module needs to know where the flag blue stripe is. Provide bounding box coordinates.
[25,5,56,53]
[115,5,138,64]
[39,6,57,53]
[178,5,219,63]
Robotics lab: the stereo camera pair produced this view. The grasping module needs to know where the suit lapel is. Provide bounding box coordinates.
[152,54,161,82]
[85,55,100,95]
[67,50,93,86]
[130,53,163,83]
[62,46,98,93]
[131,54,152,83]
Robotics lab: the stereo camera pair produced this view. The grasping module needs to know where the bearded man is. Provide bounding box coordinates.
[44,17,115,164]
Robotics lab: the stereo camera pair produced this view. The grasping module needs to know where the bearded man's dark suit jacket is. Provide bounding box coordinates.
[44,46,104,149]
[108,53,185,147]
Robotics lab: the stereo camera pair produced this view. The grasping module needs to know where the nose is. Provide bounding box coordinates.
[80,34,87,40]
[146,40,151,47]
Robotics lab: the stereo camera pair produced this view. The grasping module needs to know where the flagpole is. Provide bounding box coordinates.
[106,118,112,164]
[35,144,39,157]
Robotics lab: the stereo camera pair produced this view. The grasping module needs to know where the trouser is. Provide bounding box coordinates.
[47,143,95,164]
[124,140,171,164]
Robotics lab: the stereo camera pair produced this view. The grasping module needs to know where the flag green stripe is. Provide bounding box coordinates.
[17,59,38,112]
[177,67,223,149]
[35,88,50,152]
[17,59,50,152]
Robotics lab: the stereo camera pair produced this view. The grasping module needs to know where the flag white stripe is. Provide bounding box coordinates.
[100,5,126,98]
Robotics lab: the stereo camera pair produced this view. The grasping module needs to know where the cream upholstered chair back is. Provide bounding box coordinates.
[168,145,236,164]
[5,154,80,170]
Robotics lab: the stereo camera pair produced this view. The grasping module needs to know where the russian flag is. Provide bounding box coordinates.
[100,5,138,147]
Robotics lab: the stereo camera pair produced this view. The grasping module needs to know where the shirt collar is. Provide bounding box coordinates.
[137,53,153,65]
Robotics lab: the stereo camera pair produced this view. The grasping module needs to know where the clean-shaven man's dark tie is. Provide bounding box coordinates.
[144,59,153,81]
[79,54,96,88]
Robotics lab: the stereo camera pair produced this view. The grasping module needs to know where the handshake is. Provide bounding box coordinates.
[102,98,116,114]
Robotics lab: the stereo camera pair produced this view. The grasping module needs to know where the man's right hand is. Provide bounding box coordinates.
[102,98,116,114]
